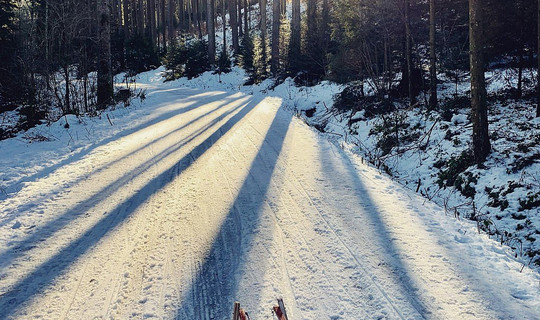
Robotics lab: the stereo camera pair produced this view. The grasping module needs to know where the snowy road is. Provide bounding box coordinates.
[1,82,539,319]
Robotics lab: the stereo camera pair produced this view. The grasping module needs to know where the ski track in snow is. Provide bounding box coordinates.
[0,76,540,319]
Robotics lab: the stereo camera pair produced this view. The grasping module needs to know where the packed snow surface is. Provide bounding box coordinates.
[1,69,540,319]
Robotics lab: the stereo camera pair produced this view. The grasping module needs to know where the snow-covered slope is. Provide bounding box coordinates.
[0,69,539,319]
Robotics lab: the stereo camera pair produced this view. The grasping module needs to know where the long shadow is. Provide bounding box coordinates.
[316,146,429,319]
[0,95,253,270]
[0,96,264,318]
[317,142,510,319]
[176,104,292,319]
[0,94,248,228]
[333,152,538,317]
[0,90,235,200]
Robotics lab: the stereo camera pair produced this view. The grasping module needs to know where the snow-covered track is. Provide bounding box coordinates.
[0,84,539,319]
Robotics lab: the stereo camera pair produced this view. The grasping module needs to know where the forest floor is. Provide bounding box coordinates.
[0,68,540,319]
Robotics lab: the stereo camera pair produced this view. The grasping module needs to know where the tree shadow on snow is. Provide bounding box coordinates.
[0,92,246,230]
[0,93,263,318]
[0,89,234,202]
[175,103,292,319]
[316,141,513,319]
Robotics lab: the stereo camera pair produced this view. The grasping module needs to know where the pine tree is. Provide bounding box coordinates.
[239,33,255,76]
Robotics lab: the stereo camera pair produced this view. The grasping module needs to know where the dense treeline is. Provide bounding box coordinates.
[0,0,539,161]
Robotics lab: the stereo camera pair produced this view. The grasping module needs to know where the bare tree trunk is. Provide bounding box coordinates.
[230,0,239,52]
[321,0,329,75]
[238,0,243,37]
[188,0,192,31]
[179,0,185,31]
[207,0,216,65]
[196,0,203,38]
[64,64,70,113]
[306,0,317,62]
[148,0,157,44]
[222,0,226,52]
[243,0,248,34]
[169,0,175,43]
[271,0,280,74]
[537,0,540,116]
[469,0,491,162]
[290,0,300,63]
[405,0,415,107]
[97,0,113,109]
[137,0,144,35]
[429,0,438,109]
[260,0,267,72]
[45,0,50,88]
[161,0,167,50]
[123,0,130,39]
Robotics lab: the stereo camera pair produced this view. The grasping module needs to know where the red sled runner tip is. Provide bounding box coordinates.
[231,301,250,320]
[273,298,288,320]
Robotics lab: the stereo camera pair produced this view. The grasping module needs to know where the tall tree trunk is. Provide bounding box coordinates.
[148,0,157,44]
[122,0,130,39]
[537,0,540,116]
[306,0,316,48]
[290,0,300,54]
[238,0,243,37]
[260,0,267,72]
[188,0,192,31]
[222,0,227,52]
[161,0,167,50]
[196,0,203,38]
[230,0,239,52]
[45,0,50,88]
[137,0,144,35]
[405,0,415,107]
[179,0,185,31]
[207,0,216,65]
[429,0,438,109]
[321,0,329,75]
[243,0,248,34]
[469,0,491,162]
[63,64,70,113]
[289,0,300,74]
[169,0,175,43]
[97,0,113,109]
[271,0,280,74]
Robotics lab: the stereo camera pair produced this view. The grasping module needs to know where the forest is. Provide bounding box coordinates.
[1,0,540,254]
[2,0,540,318]
[1,1,539,149]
